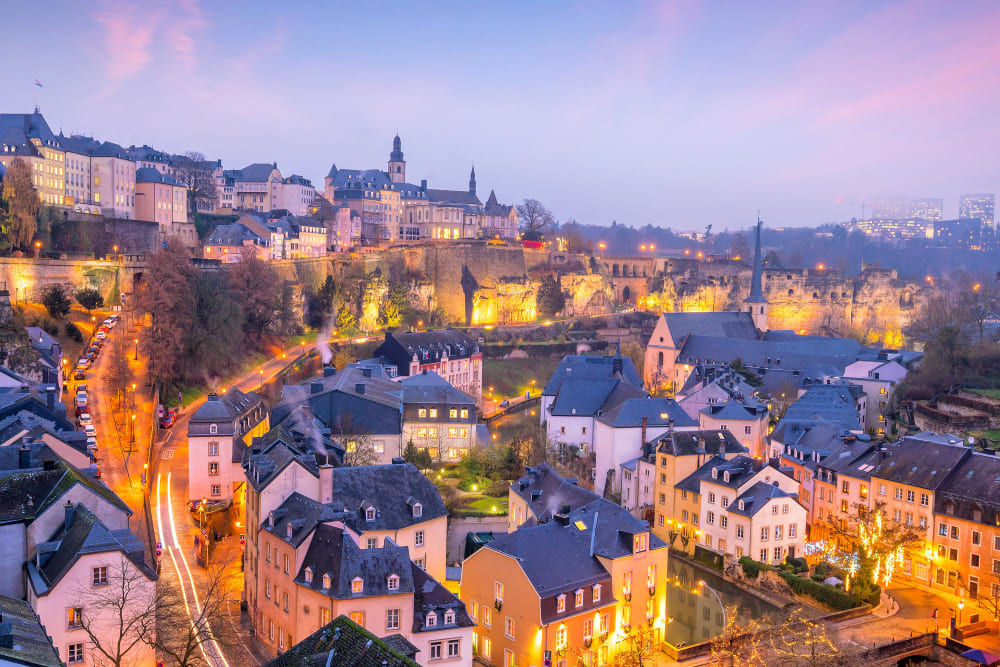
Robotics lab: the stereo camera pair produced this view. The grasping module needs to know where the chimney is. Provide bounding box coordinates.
[18,445,30,470]
[45,385,56,410]
[323,366,336,377]
[64,500,75,532]
[310,381,324,395]
[355,383,366,395]
[207,392,219,402]
[391,457,405,465]
[362,367,372,378]
[420,179,427,191]
[319,464,333,503]
[553,512,570,526]
[641,416,648,444]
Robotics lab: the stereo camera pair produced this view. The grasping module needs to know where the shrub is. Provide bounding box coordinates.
[693,546,723,571]
[485,479,509,497]
[63,322,82,342]
[785,556,809,573]
[41,318,59,336]
[810,573,825,583]
[814,561,833,577]
[739,556,766,579]
[775,570,861,611]
[41,285,71,318]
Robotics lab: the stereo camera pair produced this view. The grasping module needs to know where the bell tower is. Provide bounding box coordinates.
[388,134,405,183]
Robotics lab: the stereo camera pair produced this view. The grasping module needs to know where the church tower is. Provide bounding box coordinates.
[388,134,405,183]
[743,218,769,333]
[469,165,476,196]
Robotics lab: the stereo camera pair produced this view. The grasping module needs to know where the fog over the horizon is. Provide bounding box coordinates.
[3,0,998,230]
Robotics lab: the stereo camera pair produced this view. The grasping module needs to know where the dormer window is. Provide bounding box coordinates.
[444,610,455,625]
[724,471,731,482]
[304,567,313,584]
[711,468,718,479]
[593,584,601,602]
[366,507,376,522]
[412,503,422,518]
[556,594,566,613]
[575,589,584,608]
[425,611,437,627]
[387,574,399,591]
[633,533,648,554]
[286,524,293,539]
[210,423,217,434]
[739,500,745,511]
[351,577,363,594]
[268,512,275,528]
[322,574,331,590]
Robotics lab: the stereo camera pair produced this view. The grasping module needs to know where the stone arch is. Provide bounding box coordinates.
[657,351,664,368]
[787,289,794,296]
[622,285,632,303]
[612,263,619,277]
[812,292,819,299]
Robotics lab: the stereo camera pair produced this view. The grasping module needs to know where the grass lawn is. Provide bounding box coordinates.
[970,389,1000,400]
[454,494,508,517]
[483,357,560,398]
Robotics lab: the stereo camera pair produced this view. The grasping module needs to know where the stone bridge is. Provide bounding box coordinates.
[0,255,148,305]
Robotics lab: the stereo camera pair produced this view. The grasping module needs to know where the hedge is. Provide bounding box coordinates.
[693,546,724,571]
[738,557,872,610]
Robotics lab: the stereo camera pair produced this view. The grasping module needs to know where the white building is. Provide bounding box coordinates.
[275,175,316,216]
[593,397,696,497]
[26,503,155,667]
[679,455,805,563]
[187,388,267,503]
[841,359,908,435]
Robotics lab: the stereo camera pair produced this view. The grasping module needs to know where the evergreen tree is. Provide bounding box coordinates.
[536,275,566,317]
[74,287,104,315]
[41,284,71,318]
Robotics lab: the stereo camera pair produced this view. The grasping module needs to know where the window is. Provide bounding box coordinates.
[633,533,647,552]
[429,408,438,418]
[483,607,492,627]
[209,423,217,434]
[593,583,602,602]
[351,577,363,594]
[557,594,566,613]
[789,524,797,538]
[920,493,929,507]
[482,637,492,660]
[972,553,981,568]
[736,525,744,539]
[906,490,915,503]
[470,599,479,620]
[504,649,515,667]
[495,581,504,602]
[841,500,848,513]
[386,608,399,630]
[895,488,903,500]
[761,527,769,541]
[708,492,716,504]
[211,484,221,496]
[939,522,948,537]
[575,589,584,608]
[974,531,982,546]
[951,526,960,540]
[745,425,752,435]
[774,547,782,562]
[366,537,377,549]
[365,507,376,521]
[415,530,425,546]
[388,574,400,590]
[707,511,715,525]
[283,554,289,574]
[775,526,783,540]
[208,441,219,456]
[842,480,849,494]
[505,616,515,639]
[623,571,632,595]
[721,496,729,508]
[92,566,108,586]
[350,611,365,627]
[67,607,83,629]
[557,624,568,647]
[208,462,219,476]
[67,643,84,664]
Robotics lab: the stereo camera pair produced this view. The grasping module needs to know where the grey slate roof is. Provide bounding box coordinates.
[235,163,279,182]
[243,426,341,492]
[264,492,340,548]
[0,461,130,525]
[135,166,181,185]
[659,311,760,347]
[28,503,153,595]
[425,189,481,206]
[597,397,696,428]
[398,371,475,406]
[872,433,970,490]
[542,352,642,396]
[729,481,798,518]
[653,429,747,457]
[935,452,1000,523]
[0,112,60,157]
[549,377,646,417]
[700,397,767,421]
[410,562,474,633]
[679,455,765,492]
[0,594,62,666]
[294,524,414,599]
[263,615,418,667]
[374,330,480,377]
[511,462,600,522]
[326,463,446,533]
[204,222,264,246]
[779,382,862,431]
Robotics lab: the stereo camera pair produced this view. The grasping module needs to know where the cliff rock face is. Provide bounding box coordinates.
[471,280,538,325]
[560,274,614,317]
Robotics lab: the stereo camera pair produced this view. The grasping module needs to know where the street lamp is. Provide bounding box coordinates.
[259,369,264,392]
[130,414,136,444]
[133,338,139,360]
[33,240,41,258]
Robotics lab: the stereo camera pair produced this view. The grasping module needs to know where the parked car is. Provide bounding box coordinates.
[160,408,177,429]
[95,331,106,341]
[79,413,92,426]
[86,437,98,451]
[83,424,96,438]
[74,366,86,380]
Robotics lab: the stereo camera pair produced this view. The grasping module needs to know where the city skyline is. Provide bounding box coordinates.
[2,0,999,229]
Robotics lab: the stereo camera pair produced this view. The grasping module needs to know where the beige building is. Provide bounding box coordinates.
[0,110,66,206]
[135,167,196,245]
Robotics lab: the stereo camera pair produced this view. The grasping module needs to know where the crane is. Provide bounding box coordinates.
[848,201,871,220]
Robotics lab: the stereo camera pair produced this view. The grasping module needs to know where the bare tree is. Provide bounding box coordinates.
[766,608,853,666]
[613,626,658,667]
[172,152,218,215]
[516,199,555,236]
[709,606,766,667]
[149,546,243,667]
[74,554,158,667]
[332,416,380,467]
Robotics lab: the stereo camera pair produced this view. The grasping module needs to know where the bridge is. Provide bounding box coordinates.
[483,394,541,426]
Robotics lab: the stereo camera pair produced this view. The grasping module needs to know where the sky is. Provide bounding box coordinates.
[4,0,1000,230]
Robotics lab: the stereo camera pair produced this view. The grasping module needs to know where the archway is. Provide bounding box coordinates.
[622,285,632,303]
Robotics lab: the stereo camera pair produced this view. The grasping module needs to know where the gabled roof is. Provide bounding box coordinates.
[729,481,798,517]
[597,397,696,428]
[135,167,181,185]
[511,462,599,522]
[262,615,418,667]
[654,429,747,458]
[190,388,261,424]
[0,461,131,525]
[204,222,264,246]
[326,463,446,533]
[410,562,474,633]
[235,163,279,182]
[398,371,475,406]
[549,377,646,417]
[658,311,760,347]
[0,112,60,156]
[243,426,340,492]
[679,455,765,492]
[779,382,862,432]
[425,189,481,206]
[374,330,480,373]
[273,366,402,436]
[700,397,767,421]
[935,452,1000,522]
[28,504,153,595]
[542,353,642,396]
[263,492,339,548]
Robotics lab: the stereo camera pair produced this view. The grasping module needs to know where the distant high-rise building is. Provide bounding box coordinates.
[871,200,906,220]
[908,198,943,222]
[959,193,995,229]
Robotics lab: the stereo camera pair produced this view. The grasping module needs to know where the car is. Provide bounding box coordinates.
[95,332,106,341]
[74,367,86,380]
[160,408,177,429]
[77,384,88,393]
[77,357,90,368]
[86,437,98,451]
[79,413,92,426]
[187,498,229,514]
[83,424,96,437]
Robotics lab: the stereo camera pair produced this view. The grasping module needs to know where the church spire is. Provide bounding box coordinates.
[469,164,476,195]
[743,215,768,332]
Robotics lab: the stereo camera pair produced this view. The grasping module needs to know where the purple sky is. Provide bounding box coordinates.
[4,0,1000,229]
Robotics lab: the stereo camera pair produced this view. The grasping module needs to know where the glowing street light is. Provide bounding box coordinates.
[817,263,825,270]
[133,338,139,360]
